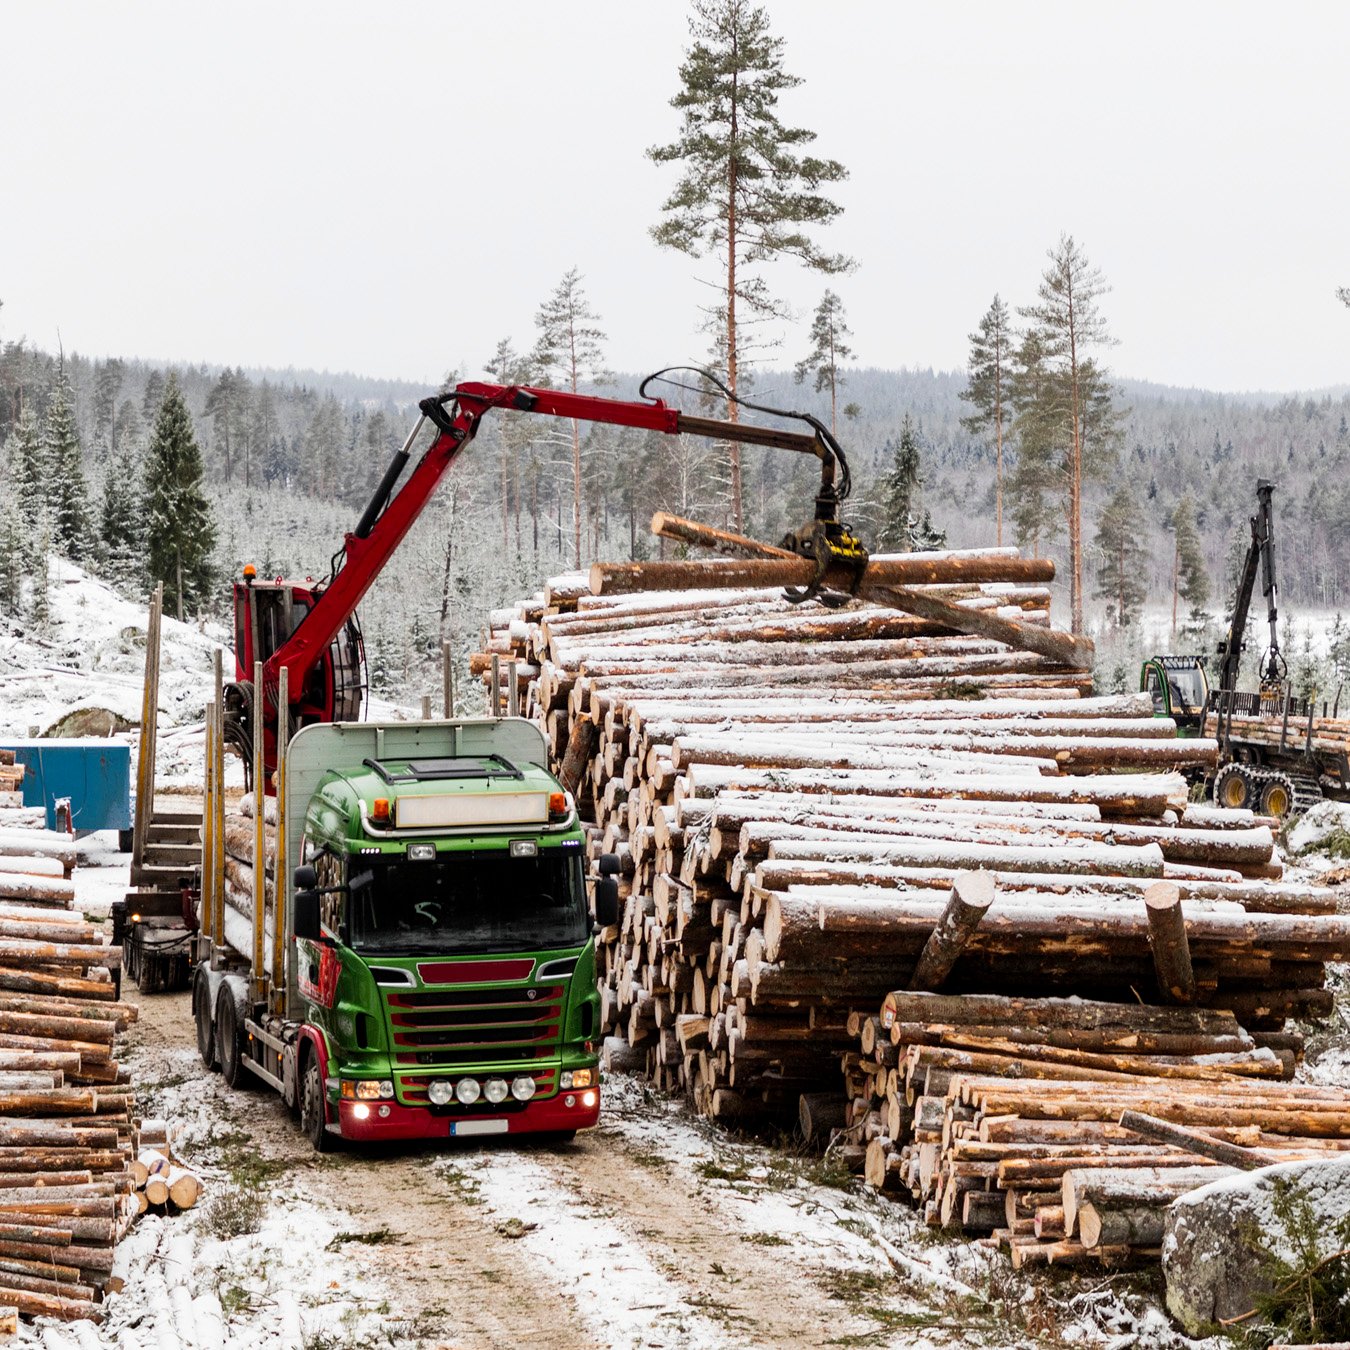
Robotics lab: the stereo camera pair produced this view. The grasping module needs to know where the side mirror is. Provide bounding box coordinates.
[594,876,620,928]
[598,853,621,878]
[294,889,321,941]
[294,865,318,891]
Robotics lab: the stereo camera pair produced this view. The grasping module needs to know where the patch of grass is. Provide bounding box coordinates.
[741,1232,788,1247]
[204,1124,294,1188]
[218,1283,255,1316]
[201,1183,267,1240]
[696,1159,751,1183]
[436,1162,484,1206]
[326,1228,397,1250]
[623,1144,672,1173]
[819,1268,894,1302]
[1309,826,1350,860]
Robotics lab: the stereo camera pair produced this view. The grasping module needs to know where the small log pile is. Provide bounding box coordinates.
[0,775,141,1322]
[129,1120,200,1216]
[217,794,276,956]
[475,538,1348,1137]
[845,988,1350,1267]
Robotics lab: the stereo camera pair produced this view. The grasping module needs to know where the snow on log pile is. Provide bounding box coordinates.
[476,545,1350,1271]
[0,753,139,1322]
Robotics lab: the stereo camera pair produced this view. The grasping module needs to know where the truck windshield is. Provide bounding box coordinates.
[1167,668,1206,714]
[346,848,588,955]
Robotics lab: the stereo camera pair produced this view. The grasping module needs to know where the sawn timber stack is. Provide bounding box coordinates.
[475,543,1346,1132]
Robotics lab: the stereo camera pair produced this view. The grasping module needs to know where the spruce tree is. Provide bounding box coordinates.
[0,496,23,616]
[145,374,216,619]
[959,295,1014,545]
[794,291,856,435]
[8,406,48,533]
[43,372,91,562]
[1093,484,1148,628]
[99,438,147,590]
[648,0,851,531]
[878,416,923,551]
[1007,329,1063,557]
[1169,493,1210,638]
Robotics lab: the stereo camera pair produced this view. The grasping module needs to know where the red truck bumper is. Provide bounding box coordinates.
[335,1090,601,1143]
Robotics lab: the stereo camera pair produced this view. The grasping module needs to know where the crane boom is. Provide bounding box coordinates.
[1216,478,1282,694]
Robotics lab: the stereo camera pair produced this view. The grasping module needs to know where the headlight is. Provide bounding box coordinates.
[511,1076,536,1102]
[484,1079,509,1104]
[456,1078,481,1105]
[355,1080,382,1101]
[427,1079,453,1106]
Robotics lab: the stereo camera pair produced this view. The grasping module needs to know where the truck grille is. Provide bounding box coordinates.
[398,1068,558,1108]
[384,983,567,1069]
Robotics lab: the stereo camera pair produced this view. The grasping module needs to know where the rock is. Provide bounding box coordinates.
[1163,1155,1350,1336]
[41,707,132,738]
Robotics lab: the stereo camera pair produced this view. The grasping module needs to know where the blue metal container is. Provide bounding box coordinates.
[0,738,132,838]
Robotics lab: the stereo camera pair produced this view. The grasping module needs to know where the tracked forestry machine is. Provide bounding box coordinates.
[1142,480,1350,817]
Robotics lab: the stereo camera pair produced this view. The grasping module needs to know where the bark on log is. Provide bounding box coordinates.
[1144,882,1196,1004]
[907,872,996,992]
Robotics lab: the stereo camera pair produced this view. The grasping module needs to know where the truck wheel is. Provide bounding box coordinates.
[216,986,255,1091]
[1214,765,1252,810]
[1259,776,1294,819]
[193,968,218,1072]
[300,1053,335,1153]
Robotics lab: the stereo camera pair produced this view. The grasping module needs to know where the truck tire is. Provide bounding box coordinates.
[1258,775,1295,819]
[193,967,218,1072]
[300,1051,336,1153]
[216,985,255,1091]
[1214,764,1253,810]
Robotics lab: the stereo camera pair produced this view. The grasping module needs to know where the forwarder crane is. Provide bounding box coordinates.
[225,370,866,788]
[1143,480,1349,816]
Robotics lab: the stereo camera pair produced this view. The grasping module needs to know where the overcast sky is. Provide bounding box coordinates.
[2,1,1346,395]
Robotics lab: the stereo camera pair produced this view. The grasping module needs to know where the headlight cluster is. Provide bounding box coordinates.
[341,1080,394,1100]
[559,1069,594,1090]
[427,1076,537,1106]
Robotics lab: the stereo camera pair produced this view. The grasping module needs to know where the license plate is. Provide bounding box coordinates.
[452,1118,509,1136]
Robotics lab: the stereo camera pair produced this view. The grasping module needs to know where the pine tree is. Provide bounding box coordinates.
[145,373,216,619]
[794,291,856,435]
[92,359,125,452]
[99,438,146,590]
[959,295,1014,545]
[484,338,535,553]
[0,495,23,616]
[1007,329,1063,557]
[1169,493,1210,638]
[1093,484,1148,628]
[43,372,91,561]
[648,0,851,531]
[533,269,608,569]
[1021,235,1121,633]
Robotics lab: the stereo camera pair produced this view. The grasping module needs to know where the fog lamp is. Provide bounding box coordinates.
[407,842,436,862]
[427,1079,453,1106]
[511,1076,536,1102]
[582,1091,597,1108]
[456,1078,481,1105]
[484,1078,509,1104]
[352,1103,371,1120]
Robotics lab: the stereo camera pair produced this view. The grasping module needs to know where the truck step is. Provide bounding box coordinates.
[149,810,201,825]
[146,824,200,845]
[144,842,203,866]
[130,862,195,890]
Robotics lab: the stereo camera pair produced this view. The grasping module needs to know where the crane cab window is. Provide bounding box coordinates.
[1145,667,1167,714]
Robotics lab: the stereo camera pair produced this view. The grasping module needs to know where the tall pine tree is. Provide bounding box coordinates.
[794,290,857,435]
[878,416,927,551]
[1021,235,1121,634]
[1169,493,1210,639]
[43,372,90,561]
[145,374,216,619]
[648,0,851,531]
[99,438,146,590]
[8,406,48,536]
[959,295,1014,546]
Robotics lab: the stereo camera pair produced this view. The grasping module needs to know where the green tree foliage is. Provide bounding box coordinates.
[145,374,216,618]
[43,372,91,561]
[648,0,850,531]
[98,438,146,590]
[794,290,856,435]
[1169,492,1210,637]
[533,268,608,568]
[1007,329,1064,557]
[0,496,23,616]
[960,295,1014,546]
[876,416,944,550]
[1021,235,1122,633]
[92,359,125,453]
[8,406,48,533]
[1093,484,1148,628]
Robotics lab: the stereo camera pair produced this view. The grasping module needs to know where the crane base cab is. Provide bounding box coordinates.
[191,718,618,1151]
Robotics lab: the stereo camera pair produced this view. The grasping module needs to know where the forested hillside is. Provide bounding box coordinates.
[3,337,1349,709]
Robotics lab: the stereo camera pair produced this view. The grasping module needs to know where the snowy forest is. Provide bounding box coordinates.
[2,326,1350,710]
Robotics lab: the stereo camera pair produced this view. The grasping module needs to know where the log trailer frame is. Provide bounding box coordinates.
[191,705,624,1150]
[226,370,865,787]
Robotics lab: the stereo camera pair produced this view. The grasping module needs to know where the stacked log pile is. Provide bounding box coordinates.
[129,1120,200,1217]
[0,764,140,1322]
[846,988,1350,1267]
[476,543,1348,1134]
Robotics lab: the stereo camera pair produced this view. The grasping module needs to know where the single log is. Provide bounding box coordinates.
[798,1092,847,1145]
[907,872,996,991]
[559,718,597,798]
[1061,1164,1235,1235]
[1143,882,1196,1003]
[1116,1109,1283,1169]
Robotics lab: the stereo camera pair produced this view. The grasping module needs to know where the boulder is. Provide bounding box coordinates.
[1163,1155,1350,1336]
[42,706,132,738]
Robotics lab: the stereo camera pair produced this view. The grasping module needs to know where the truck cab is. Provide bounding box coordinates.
[1140,655,1210,735]
[195,718,611,1150]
